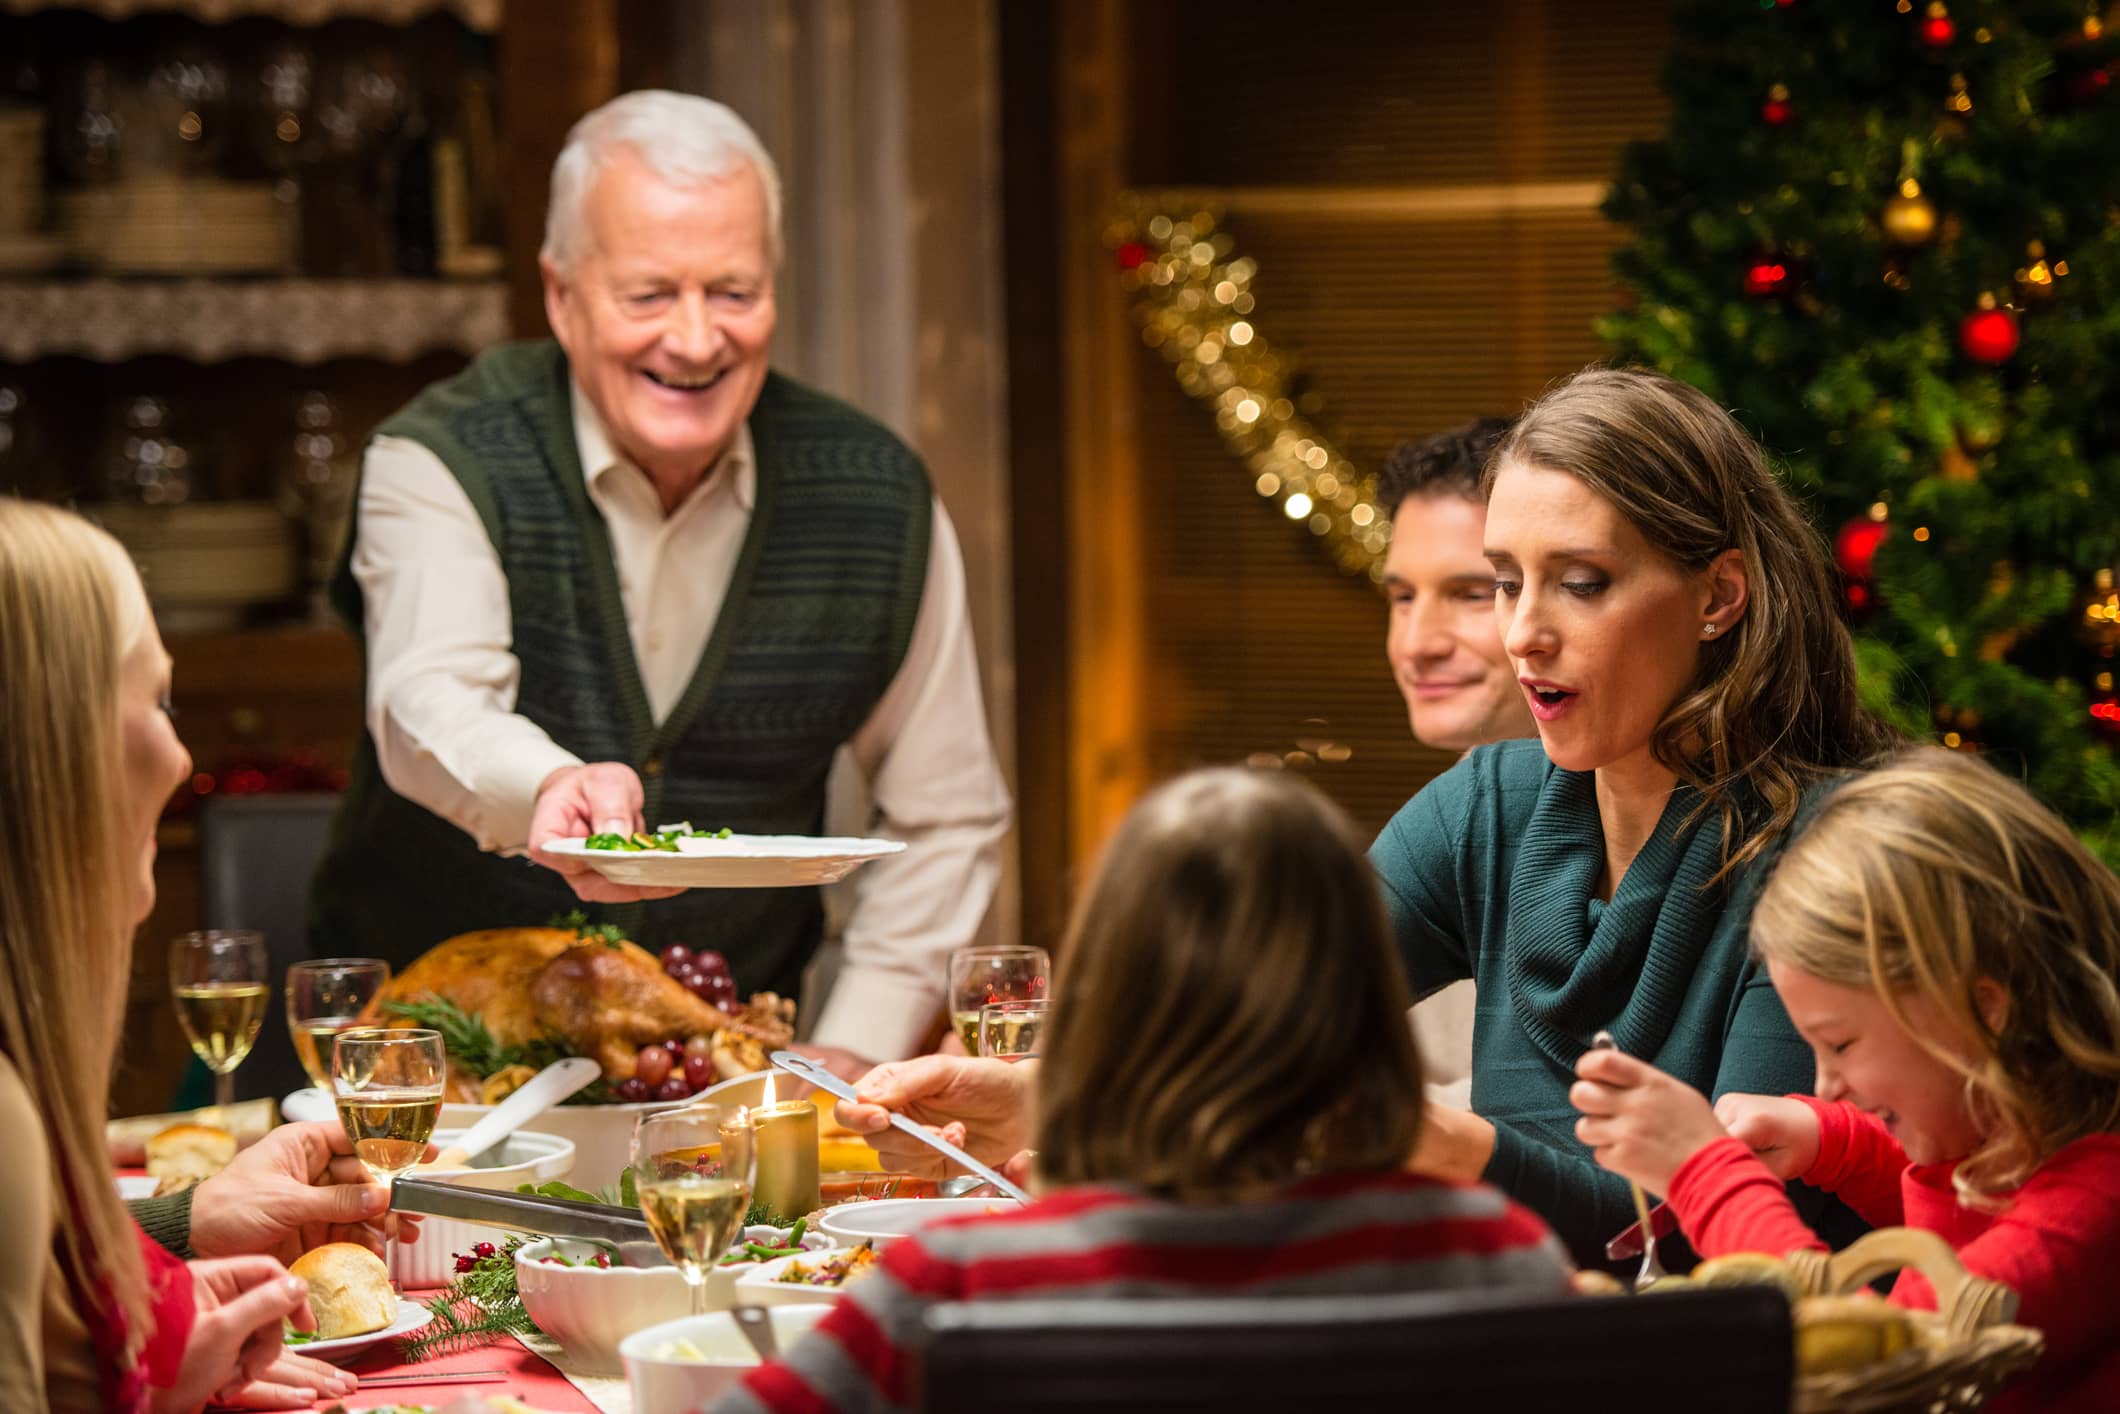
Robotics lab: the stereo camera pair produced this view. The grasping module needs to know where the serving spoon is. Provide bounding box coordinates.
[421,1056,601,1170]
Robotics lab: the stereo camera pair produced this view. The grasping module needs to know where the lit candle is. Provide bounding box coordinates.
[748,1074,819,1222]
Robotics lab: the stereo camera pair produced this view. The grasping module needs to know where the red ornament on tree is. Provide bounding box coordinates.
[1836,515,1888,582]
[2091,697,2120,739]
[1918,2,1956,48]
[1959,304,2021,364]
[1761,83,1795,125]
[1114,241,1148,271]
[1743,256,1793,298]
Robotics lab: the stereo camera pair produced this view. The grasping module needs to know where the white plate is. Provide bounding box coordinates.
[115,1175,159,1200]
[283,1296,432,1364]
[542,833,907,889]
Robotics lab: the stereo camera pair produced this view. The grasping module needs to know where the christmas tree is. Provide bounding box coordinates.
[1602,0,2120,858]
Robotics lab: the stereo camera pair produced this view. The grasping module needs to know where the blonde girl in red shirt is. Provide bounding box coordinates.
[1571,746,2120,1412]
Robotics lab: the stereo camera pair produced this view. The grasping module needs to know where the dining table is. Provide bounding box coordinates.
[288,1302,626,1412]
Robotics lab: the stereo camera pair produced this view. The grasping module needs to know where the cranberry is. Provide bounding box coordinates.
[474,1241,496,1258]
[616,1077,650,1103]
[635,1044,673,1089]
[592,1251,611,1268]
[683,1053,714,1090]
[454,1254,477,1274]
[654,1074,692,1102]
[661,943,693,973]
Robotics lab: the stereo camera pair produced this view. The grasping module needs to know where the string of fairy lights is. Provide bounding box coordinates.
[1107,194,1390,584]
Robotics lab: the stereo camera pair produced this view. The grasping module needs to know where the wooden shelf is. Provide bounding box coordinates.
[0,276,510,364]
[2,0,499,31]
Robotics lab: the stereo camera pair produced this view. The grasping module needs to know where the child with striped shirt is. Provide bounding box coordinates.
[717,767,1571,1414]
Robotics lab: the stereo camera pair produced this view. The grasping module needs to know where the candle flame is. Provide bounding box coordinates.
[761,1073,776,1109]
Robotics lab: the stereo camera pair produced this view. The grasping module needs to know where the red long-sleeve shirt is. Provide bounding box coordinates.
[1668,1096,2120,1413]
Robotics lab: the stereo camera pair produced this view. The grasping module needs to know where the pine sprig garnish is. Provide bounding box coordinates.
[403,1235,539,1361]
[380,994,617,1104]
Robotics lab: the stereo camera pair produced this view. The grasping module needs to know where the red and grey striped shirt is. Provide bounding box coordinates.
[715,1170,1571,1414]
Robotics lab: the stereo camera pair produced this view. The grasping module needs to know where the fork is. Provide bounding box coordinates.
[1591,1029,1669,1290]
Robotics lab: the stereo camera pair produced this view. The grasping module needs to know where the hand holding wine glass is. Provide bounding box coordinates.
[332,1026,444,1281]
[632,1105,756,1317]
[170,930,270,1113]
[285,958,391,1091]
[946,945,1051,1055]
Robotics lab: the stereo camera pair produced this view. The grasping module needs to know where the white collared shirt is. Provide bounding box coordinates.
[352,379,1011,1060]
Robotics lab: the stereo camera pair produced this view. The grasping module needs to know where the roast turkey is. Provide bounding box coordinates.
[363,927,794,1097]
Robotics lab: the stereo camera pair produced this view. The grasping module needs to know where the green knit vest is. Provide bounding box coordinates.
[309,341,931,994]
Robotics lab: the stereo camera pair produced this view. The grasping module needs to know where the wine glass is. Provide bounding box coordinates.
[333,1026,444,1280]
[285,958,390,1092]
[946,945,1051,1054]
[169,931,269,1113]
[632,1105,756,1316]
[978,999,1049,1062]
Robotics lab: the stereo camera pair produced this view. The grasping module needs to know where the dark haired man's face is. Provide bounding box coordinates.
[1385,493,1534,751]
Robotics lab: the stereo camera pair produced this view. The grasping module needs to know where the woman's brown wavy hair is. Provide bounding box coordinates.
[1034,768,1424,1199]
[1751,747,2120,1205]
[1485,367,1897,874]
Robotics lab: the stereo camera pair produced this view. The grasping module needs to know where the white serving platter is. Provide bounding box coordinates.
[541,833,906,889]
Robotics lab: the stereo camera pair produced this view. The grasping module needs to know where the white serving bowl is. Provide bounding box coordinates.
[816,1196,1022,1249]
[388,1128,576,1289]
[733,1248,880,1308]
[517,1225,835,1375]
[438,1097,682,1192]
[620,1305,835,1411]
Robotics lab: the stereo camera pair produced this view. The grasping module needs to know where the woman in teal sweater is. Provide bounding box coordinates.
[1375,367,1897,1265]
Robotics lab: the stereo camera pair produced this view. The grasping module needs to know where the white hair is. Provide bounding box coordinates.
[541,90,783,271]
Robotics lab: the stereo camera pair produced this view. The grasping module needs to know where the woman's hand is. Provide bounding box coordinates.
[1570,1048,1727,1195]
[189,1122,422,1264]
[1711,1092,1821,1180]
[834,1055,1035,1176]
[152,1256,352,1414]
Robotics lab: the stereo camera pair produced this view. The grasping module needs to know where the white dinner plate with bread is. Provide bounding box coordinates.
[286,1243,433,1363]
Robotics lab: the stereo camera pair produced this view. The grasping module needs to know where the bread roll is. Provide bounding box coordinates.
[146,1123,236,1195]
[289,1242,397,1339]
[1793,1294,1915,1375]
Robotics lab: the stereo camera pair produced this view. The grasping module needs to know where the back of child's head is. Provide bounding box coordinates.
[1752,745,2120,1198]
[1035,767,1424,1200]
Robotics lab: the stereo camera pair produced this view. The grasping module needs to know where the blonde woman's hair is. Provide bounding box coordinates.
[1035,768,1424,1198]
[1487,367,1897,876]
[0,500,153,1363]
[1752,747,2120,1205]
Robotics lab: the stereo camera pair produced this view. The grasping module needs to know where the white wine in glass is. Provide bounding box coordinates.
[947,945,1050,1053]
[334,1026,445,1280]
[169,930,270,1112]
[978,998,1048,1062]
[286,958,391,1091]
[633,1105,756,1317]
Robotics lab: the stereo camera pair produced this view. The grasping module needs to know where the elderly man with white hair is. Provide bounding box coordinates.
[308,91,1012,1076]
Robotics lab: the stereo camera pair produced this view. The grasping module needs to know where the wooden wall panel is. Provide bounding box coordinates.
[1021,0,1673,878]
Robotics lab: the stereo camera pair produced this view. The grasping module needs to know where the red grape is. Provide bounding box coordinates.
[662,1038,686,1059]
[704,976,739,1012]
[683,1034,713,1061]
[616,1077,650,1103]
[661,944,693,973]
[635,1045,673,1088]
[683,1053,714,1090]
[694,949,730,977]
[654,1075,692,1102]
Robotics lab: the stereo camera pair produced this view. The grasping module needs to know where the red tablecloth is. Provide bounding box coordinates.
[306,1294,602,1412]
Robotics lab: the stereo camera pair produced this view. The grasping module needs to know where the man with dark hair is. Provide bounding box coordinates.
[1378,417,1530,1106]
[1377,417,1529,753]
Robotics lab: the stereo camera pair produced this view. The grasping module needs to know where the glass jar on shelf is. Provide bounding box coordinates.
[103,396,198,507]
[273,391,359,610]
